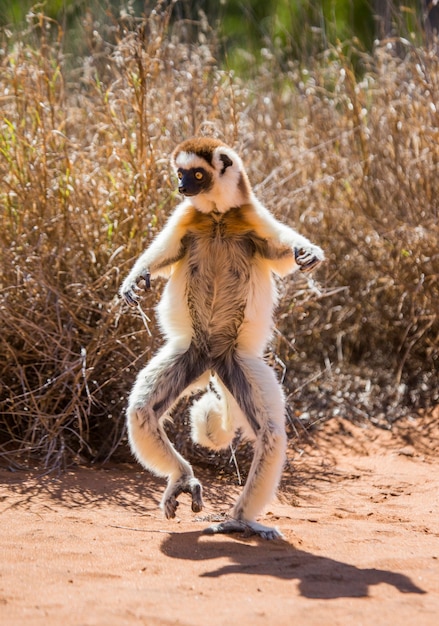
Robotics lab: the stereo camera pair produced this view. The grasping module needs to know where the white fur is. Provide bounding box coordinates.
[174,146,249,214]
[174,152,210,170]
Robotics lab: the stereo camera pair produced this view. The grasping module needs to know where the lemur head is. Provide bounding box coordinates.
[171,137,252,213]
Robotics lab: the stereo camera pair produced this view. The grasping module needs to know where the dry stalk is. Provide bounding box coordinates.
[0,10,438,471]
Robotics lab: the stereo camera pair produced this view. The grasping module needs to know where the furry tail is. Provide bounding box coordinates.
[190,376,235,450]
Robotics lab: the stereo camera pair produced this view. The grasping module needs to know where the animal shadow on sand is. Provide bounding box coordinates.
[160,530,426,600]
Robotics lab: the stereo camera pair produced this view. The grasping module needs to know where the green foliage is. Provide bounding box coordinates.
[0,2,430,74]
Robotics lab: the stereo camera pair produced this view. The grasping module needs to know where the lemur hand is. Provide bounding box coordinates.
[294,245,324,273]
[121,270,151,307]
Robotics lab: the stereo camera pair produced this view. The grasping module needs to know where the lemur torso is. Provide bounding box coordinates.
[179,206,269,358]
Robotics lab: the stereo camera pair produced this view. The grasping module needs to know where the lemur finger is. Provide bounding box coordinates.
[295,247,315,263]
[134,271,151,291]
[139,270,151,291]
[122,288,140,307]
[294,247,311,263]
[299,256,322,272]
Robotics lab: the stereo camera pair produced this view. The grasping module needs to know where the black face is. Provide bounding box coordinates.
[177,167,213,197]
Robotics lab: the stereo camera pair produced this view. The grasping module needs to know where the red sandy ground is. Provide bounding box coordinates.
[1,410,438,626]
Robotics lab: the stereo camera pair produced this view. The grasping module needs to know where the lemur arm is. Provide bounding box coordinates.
[120,201,192,307]
[249,198,324,277]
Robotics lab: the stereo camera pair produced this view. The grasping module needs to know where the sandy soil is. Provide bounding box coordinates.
[1,410,438,626]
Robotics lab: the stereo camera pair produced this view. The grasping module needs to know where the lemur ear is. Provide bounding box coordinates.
[219,153,233,175]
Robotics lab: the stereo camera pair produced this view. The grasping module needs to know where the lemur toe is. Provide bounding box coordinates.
[163,495,179,519]
[190,482,203,513]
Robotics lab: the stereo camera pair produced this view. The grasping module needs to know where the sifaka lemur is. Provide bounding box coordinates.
[120,137,324,539]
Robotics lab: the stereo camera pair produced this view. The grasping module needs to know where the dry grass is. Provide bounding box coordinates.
[0,7,438,470]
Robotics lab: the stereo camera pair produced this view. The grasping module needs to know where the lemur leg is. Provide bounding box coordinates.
[210,354,287,539]
[127,342,209,519]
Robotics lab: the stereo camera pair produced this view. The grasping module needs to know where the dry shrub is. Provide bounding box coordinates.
[0,7,438,470]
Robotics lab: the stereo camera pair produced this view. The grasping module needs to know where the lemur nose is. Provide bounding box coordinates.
[178,185,186,194]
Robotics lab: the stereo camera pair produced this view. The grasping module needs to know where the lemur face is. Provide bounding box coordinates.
[176,166,213,197]
[171,137,251,212]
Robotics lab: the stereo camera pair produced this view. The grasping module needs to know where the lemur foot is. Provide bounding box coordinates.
[162,476,203,519]
[204,519,284,541]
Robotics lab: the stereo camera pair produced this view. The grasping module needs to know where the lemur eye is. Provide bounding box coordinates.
[177,171,183,180]
[195,171,203,180]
